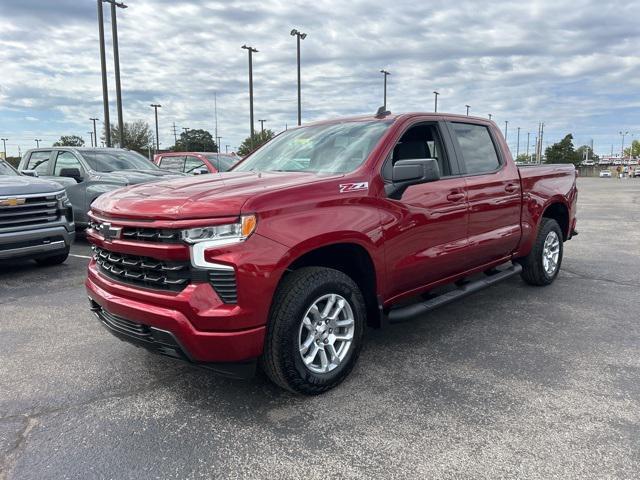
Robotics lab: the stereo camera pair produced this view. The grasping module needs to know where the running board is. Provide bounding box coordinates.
[387,263,522,324]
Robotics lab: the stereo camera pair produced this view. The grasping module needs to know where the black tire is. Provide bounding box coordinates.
[518,218,563,286]
[35,248,70,266]
[262,267,366,395]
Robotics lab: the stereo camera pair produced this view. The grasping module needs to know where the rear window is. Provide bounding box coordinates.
[451,123,501,175]
[159,156,186,171]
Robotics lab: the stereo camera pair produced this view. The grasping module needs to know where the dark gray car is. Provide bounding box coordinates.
[18,148,182,227]
[0,159,75,265]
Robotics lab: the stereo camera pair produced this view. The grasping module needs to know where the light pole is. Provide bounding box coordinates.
[516,127,520,158]
[103,0,127,148]
[216,136,222,152]
[35,139,42,148]
[504,120,508,141]
[150,104,161,151]
[258,119,267,134]
[182,127,190,150]
[526,132,530,161]
[241,45,258,142]
[1,138,7,159]
[465,105,470,116]
[620,131,629,159]
[90,118,99,148]
[225,145,229,154]
[290,29,306,126]
[380,69,391,110]
[88,132,95,147]
[488,113,492,120]
[96,0,111,147]
[433,91,439,112]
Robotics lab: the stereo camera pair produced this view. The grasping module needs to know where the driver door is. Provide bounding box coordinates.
[50,150,87,223]
[380,120,469,300]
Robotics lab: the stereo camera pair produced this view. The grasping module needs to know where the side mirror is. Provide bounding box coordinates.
[59,167,83,182]
[193,167,209,175]
[20,170,39,177]
[386,158,440,199]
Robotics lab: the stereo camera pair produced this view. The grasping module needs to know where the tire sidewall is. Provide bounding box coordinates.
[538,220,563,283]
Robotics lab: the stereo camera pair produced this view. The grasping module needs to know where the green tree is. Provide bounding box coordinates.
[623,140,640,157]
[544,134,580,165]
[53,135,85,147]
[108,120,154,154]
[515,153,532,163]
[237,129,275,157]
[5,156,21,168]
[172,129,217,152]
[575,145,599,163]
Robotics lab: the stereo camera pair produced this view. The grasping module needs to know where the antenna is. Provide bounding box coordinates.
[375,106,391,118]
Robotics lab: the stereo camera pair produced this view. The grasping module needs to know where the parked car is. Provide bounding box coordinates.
[599,170,612,178]
[154,152,238,175]
[0,159,74,265]
[582,160,595,166]
[632,169,640,178]
[85,112,578,394]
[18,148,182,228]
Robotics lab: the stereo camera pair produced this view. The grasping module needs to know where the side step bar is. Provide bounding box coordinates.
[387,263,522,324]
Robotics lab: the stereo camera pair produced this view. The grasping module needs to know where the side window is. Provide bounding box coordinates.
[26,151,52,175]
[185,156,206,174]
[53,151,83,176]
[450,123,501,175]
[385,123,451,178]
[159,156,185,171]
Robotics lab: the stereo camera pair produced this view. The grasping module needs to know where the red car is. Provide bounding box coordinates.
[86,112,577,394]
[153,152,238,174]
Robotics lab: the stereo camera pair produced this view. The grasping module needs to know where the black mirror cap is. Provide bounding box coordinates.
[20,169,39,177]
[386,158,440,199]
[59,167,83,182]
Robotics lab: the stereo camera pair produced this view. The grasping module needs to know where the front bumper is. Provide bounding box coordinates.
[0,223,75,260]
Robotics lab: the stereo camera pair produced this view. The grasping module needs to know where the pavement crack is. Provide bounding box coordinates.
[562,268,637,288]
[0,415,38,480]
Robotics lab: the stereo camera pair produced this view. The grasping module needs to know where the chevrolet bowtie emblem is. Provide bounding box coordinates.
[0,198,26,207]
[98,222,122,241]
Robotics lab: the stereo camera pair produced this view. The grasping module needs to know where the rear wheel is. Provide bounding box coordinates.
[518,218,563,286]
[262,267,366,395]
[35,248,70,266]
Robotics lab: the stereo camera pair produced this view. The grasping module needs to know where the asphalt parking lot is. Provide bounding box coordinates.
[1,177,639,479]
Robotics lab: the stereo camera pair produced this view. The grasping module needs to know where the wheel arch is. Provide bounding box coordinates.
[541,200,570,240]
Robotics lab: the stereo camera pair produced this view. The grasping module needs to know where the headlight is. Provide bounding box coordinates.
[181,215,257,245]
[55,191,70,209]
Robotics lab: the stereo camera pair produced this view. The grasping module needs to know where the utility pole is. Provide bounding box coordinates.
[96,0,111,147]
[1,138,7,159]
[35,139,42,148]
[291,29,307,125]
[504,120,509,141]
[104,0,127,148]
[380,69,391,110]
[258,119,267,134]
[172,122,178,146]
[516,127,520,158]
[433,91,440,112]
[150,104,161,151]
[90,118,99,148]
[88,131,95,147]
[465,105,470,116]
[620,131,629,159]
[241,45,258,143]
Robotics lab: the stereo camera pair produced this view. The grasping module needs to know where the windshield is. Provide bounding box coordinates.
[0,160,18,176]
[81,150,159,172]
[204,154,237,172]
[233,120,392,174]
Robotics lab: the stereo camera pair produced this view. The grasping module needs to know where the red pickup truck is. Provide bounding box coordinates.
[86,112,577,394]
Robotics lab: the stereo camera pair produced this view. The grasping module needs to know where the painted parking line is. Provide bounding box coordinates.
[70,254,92,259]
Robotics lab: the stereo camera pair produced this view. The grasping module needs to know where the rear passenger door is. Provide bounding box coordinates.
[447,122,521,268]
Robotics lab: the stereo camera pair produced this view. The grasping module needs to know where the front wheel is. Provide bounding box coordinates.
[261,267,366,395]
[517,218,563,286]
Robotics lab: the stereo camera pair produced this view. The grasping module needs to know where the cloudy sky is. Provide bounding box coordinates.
[0,0,638,157]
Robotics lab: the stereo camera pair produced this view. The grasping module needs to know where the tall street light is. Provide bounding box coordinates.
[290,29,306,126]
[504,120,509,141]
[96,0,111,147]
[1,138,7,159]
[488,113,492,120]
[150,104,161,151]
[90,118,99,148]
[620,131,629,158]
[516,127,521,158]
[258,119,267,134]
[433,91,439,112]
[465,105,470,116]
[241,45,258,142]
[104,0,127,148]
[526,132,531,160]
[88,131,95,147]
[380,69,391,110]
[35,139,42,148]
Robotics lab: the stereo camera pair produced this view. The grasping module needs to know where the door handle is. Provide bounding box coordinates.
[446,192,465,202]
[505,183,518,193]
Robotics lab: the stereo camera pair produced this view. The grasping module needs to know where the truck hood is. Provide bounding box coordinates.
[0,175,64,196]
[92,171,327,220]
[96,169,183,185]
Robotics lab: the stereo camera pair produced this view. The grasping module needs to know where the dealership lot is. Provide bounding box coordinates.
[1,178,639,479]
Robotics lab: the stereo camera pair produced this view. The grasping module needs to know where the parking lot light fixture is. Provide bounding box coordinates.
[1,138,7,159]
[150,104,161,151]
[258,119,267,134]
[90,118,99,148]
[504,120,509,141]
[488,113,492,120]
[103,0,128,148]
[620,131,629,159]
[96,0,111,147]
[290,29,306,126]
[241,45,259,142]
[465,105,470,116]
[35,139,42,148]
[380,70,391,110]
[433,91,439,112]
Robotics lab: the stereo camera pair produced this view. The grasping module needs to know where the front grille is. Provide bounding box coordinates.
[0,194,59,229]
[209,270,238,303]
[89,221,181,243]
[93,246,191,292]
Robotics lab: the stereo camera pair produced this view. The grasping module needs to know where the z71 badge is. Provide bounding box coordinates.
[339,182,368,193]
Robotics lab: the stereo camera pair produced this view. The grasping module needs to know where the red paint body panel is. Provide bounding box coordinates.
[86,112,577,365]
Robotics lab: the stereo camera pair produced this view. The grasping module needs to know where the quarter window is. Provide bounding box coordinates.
[451,123,500,175]
[26,151,52,175]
